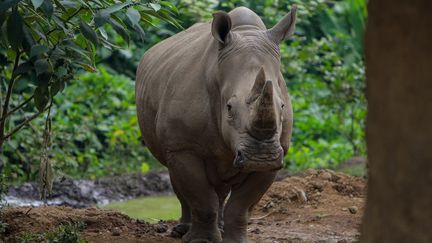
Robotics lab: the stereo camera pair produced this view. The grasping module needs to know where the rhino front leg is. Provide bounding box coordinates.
[171,182,191,236]
[168,152,222,243]
[222,171,276,243]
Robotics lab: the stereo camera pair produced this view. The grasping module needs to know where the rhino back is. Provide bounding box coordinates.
[136,23,220,163]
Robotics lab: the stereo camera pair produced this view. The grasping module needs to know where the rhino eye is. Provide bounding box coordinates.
[227,104,232,111]
[281,104,285,109]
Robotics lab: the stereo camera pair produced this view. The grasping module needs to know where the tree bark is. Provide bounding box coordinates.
[361,0,432,242]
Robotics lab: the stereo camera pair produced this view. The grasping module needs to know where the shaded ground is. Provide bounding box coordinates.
[1,169,365,242]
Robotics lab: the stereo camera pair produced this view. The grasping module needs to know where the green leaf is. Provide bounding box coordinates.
[140,162,150,173]
[34,85,49,111]
[104,1,131,14]
[31,0,44,9]
[50,78,65,96]
[22,26,35,55]
[34,58,50,75]
[149,3,161,12]
[41,0,53,19]
[109,17,129,44]
[30,44,49,58]
[0,0,22,12]
[126,7,140,27]
[79,21,99,46]
[52,0,66,12]
[94,10,110,27]
[134,24,145,42]
[6,9,24,50]
[12,61,32,78]
[99,27,107,40]
[160,1,178,14]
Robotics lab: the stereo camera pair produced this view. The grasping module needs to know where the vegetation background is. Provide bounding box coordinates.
[0,0,367,183]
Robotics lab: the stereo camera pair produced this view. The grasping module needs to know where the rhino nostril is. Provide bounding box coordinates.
[234,150,245,168]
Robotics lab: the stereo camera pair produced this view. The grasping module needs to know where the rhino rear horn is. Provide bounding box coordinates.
[212,11,232,44]
[267,5,297,44]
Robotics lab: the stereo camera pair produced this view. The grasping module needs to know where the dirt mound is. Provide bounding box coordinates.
[1,170,365,243]
[249,169,366,242]
[1,206,177,243]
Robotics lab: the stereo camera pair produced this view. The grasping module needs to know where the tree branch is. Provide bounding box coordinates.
[0,95,34,123]
[0,51,21,146]
[3,107,49,141]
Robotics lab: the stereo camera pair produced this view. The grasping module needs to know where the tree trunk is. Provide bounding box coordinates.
[360,0,432,242]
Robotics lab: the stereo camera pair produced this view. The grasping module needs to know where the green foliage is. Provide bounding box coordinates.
[0,221,8,237]
[18,232,38,243]
[0,0,180,156]
[2,67,158,181]
[44,221,86,243]
[17,221,86,243]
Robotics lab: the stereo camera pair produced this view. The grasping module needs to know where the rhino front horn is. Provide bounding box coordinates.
[267,5,297,43]
[251,80,277,139]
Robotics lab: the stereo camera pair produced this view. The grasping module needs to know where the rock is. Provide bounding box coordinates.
[320,172,332,180]
[111,227,121,236]
[264,201,275,210]
[296,189,308,203]
[250,228,262,234]
[155,224,168,233]
[349,206,358,214]
[337,239,348,243]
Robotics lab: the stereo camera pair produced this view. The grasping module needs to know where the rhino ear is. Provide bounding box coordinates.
[267,5,297,44]
[212,11,232,44]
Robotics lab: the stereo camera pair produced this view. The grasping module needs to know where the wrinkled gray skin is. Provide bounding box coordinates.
[136,6,296,243]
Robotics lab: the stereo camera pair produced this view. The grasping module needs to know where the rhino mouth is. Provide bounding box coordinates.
[233,138,284,172]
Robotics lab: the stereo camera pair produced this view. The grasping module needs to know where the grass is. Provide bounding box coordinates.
[336,164,367,177]
[103,195,181,223]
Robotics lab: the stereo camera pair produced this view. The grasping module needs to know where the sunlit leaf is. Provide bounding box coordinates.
[126,7,140,27]
[149,3,161,12]
[78,62,96,72]
[160,1,178,14]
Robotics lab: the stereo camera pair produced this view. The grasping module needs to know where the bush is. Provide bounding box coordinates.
[2,67,158,181]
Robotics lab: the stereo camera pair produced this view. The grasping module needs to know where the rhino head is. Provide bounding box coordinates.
[211,6,297,172]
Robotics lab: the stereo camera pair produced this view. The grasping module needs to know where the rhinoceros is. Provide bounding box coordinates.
[136,6,296,243]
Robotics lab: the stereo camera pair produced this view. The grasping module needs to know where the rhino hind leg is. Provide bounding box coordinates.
[222,171,277,243]
[168,152,222,243]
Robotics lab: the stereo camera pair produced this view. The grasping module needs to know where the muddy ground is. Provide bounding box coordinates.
[1,169,365,243]
[6,172,172,207]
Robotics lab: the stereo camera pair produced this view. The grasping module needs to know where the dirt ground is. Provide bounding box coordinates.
[1,169,365,243]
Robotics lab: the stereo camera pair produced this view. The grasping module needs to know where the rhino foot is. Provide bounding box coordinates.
[171,223,190,237]
[181,228,222,243]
